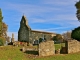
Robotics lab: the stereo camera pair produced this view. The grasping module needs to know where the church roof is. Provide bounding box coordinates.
[31,30,56,34]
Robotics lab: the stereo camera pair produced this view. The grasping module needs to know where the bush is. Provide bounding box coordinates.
[0,39,4,46]
[39,38,43,43]
[0,37,6,46]
[71,26,80,41]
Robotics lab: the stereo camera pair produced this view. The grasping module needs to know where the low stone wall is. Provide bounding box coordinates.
[65,40,80,53]
[39,41,55,56]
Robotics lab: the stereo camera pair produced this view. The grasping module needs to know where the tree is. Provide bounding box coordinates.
[0,9,3,21]
[71,1,80,41]
[0,9,3,36]
[52,34,63,43]
[75,0,80,21]
[0,37,6,46]
[39,38,43,43]
[71,27,80,41]
[62,31,71,40]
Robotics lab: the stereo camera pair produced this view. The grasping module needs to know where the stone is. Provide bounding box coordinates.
[39,41,55,56]
[22,47,26,52]
[65,40,80,53]
[18,15,56,44]
[55,49,60,54]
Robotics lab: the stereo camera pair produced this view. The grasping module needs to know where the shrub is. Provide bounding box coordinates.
[71,26,80,41]
[0,39,4,46]
[0,37,6,46]
[39,38,43,43]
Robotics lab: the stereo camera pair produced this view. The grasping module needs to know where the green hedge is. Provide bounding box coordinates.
[0,37,6,46]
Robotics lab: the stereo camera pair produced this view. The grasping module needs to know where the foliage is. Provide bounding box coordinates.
[0,8,3,20]
[39,38,43,43]
[0,39,4,46]
[75,1,80,9]
[75,1,80,21]
[0,8,3,35]
[62,31,71,40]
[0,37,6,46]
[52,34,63,43]
[71,26,80,41]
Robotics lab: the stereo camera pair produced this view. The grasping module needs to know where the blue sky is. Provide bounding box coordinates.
[0,0,80,40]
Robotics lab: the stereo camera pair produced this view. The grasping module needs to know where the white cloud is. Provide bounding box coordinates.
[1,0,80,35]
[29,18,46,23]
[32,26,73,33]
[2,1,63,16]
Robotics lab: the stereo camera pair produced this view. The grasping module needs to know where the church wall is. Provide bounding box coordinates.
[18,15,56,44]
[29,31,53,44]
[18,25,29,42]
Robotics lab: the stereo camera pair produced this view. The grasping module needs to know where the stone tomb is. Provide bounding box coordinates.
[39,41,55,56]
[65,40,80,53]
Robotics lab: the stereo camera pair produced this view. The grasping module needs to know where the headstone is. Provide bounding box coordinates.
[11,33,14,42]
[39,41,55,56]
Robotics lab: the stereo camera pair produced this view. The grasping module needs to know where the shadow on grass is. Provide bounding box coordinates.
[25,50,38,55]
[20,49,22,51]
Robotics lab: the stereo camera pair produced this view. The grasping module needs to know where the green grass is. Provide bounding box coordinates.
[54,43,65,50]
[0,44,80,60]
[35,53,80,60]
[0,46,28,60]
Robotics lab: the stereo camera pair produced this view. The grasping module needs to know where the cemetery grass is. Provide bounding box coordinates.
[0,46,28,60]
[0,45,80,60]
[55,43,65,50]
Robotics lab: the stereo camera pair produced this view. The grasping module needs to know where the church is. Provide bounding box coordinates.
[18,15,56,44]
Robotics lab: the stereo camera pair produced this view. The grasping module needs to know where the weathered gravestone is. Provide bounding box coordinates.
[65,40,80,53]
[39,41,55,56]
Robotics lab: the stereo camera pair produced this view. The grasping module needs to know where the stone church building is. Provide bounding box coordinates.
[18,15,56,44]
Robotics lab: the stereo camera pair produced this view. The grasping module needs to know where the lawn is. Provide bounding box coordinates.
[0,44,80,60]
[0,46,28,60]
[54,43,65,50]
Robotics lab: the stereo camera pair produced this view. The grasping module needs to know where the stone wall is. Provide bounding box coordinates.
[29,31,56,44]
[39,41,55,56]
[65,40,80,53]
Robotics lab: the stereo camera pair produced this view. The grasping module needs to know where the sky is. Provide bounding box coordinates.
[0,0,80,40]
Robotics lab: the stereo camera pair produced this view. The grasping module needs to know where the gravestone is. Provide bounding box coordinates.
[39,41,55,56]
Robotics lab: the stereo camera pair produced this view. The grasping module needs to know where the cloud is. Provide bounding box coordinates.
[1,1,64,16]
[43,0,70,5]
[1,0,79,35]
[43,0,77,5]
[29,18,46,23]
[32,26,74,34]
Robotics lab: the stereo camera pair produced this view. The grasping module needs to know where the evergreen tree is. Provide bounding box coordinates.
[0,8,3,36]
[71,27,80,41]
[75,0,80,21]
[71,1,80,41]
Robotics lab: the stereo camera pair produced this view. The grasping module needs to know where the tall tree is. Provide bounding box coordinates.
[71,27,80,41]
[0,8,3,36]
[62,31,71,40]
[75,0,80,21]
[71,0,80,41]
